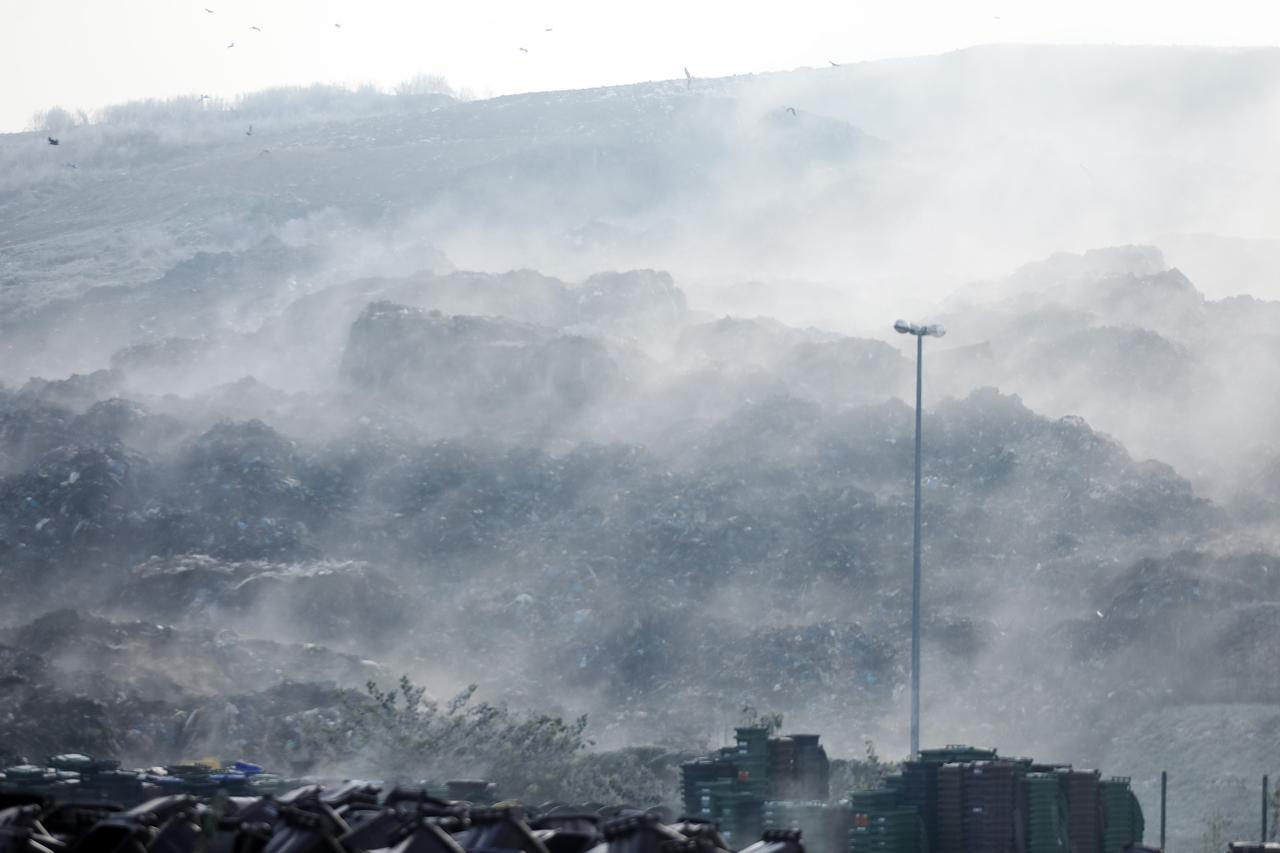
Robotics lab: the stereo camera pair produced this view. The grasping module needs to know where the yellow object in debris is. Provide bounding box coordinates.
[178,757,222,770]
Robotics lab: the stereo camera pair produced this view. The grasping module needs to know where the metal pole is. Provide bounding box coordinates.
[910,332,923,759]
[1264,774,1269,842]
[1160,771,1167,851]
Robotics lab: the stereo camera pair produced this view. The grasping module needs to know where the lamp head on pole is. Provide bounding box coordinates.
[894,320,946,338]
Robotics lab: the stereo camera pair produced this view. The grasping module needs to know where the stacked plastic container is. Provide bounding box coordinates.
[961,761,1023,853]
[735,728,772,797]
[849,786,922,853]
[1023,772,1070,853]
[791,735,831,801]
[681,756,739,818]
[765,800,839,853]
[1099,777,1144,853]
[935,763,965,853]
[913,745,997,853]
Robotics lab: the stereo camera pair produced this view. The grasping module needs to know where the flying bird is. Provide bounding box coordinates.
[47,136,59,146]
[246,124,253,136]
[334,22,341,28]
[518,46,528,53]
[785,107,797,116]
[204,7,214,12]
[545,27,553,31]
[829,60,840,67]
[684,66,692,88]
[199,94,210,100]
[226,41,235,48]
[250,25,261,31]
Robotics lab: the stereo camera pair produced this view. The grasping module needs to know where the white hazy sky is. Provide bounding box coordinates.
[4,0,1280,132]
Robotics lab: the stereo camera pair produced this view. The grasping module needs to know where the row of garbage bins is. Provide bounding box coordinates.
[0,777,806,853]
[682,740,1148,853]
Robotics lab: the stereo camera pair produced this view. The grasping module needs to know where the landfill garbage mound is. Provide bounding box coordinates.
[113,554,407,646]
[933,245,1280,499]
[339,302,625,434]
[0,372,1221,745]
[0,242,1277,853]
[8,48,1280,325]
[0,250,1266,770]
[0,609,390,764]
[8,45,1280,853]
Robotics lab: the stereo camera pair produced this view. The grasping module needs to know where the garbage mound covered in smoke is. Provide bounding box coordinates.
[340,302,624,431]
[6,46,1280,852]
[934,245,1280,498]
[2,608,381,701]
[114,554,408,646]
[0,612,382,767]
[0,67,883,321]
[0,256,1241,767]
[1,246,1279,853]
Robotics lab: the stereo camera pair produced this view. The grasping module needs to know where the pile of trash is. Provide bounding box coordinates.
[113,554,408,647]
[0,755,293,803]
[0,609,389,766]
[339,301,629,435]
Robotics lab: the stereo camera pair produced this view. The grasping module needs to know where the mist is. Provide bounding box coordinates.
[3,45,1280,852]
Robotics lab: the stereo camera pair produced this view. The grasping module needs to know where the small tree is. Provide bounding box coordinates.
[1198,810,1227,853]
[1269,786,1280,842]
[280,676,590,801]
[739,705,784,734]
[561,746,691,808]
[829,740,896,796]
[30,106,80,132]
[393,74,455,98]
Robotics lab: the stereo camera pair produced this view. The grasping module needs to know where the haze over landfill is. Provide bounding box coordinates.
[4,6,1280,850]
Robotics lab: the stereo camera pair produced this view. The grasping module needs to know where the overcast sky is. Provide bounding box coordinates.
[5,0,1280,132]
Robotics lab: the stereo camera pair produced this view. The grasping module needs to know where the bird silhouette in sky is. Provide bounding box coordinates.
[786,107,797,116]
[204,7,214,13]
[226,41,235,48]
[829,60,840,67]
[250,25,261,31]
[519,46,528,53]
[334,22,342,28]
[47,137,59,146]
[684,66,692,88]
[246,124,253,136]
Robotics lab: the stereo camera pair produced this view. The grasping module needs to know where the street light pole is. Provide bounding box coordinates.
[911,330,923,760]
[894,319,946,760]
